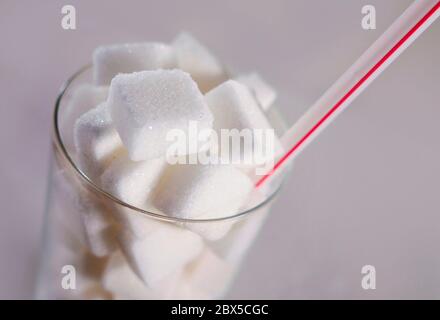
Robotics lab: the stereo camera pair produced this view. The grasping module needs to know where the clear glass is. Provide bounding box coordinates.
[35,66,287,300]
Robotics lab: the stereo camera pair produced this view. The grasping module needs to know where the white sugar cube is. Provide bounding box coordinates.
[236,72,277,111]
[100,155,203,285]
[205,80,282,166]
[151,164,254,240]
[117,221,203,286]
[100,153,165,209]
[77,194,117,257]
[53,237,108,298]
[213,204,269,266]
[108,70,213,161]
[53,169,89,248]
[102,251,181,299]
[74,103,124,182]
[176,249,233,299]
[54,169,117,257]
[100,153,166,239]
[265,104,288,137]
[61,84,109,151]
[93,42,176,85]
[172,32,227,93]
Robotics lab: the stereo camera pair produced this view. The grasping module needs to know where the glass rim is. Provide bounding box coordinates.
[53,65,285,223]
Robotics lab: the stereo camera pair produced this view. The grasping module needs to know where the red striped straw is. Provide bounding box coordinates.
[256,0,440,188]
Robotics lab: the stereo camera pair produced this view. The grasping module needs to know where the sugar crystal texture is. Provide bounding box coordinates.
[107,70,213,161]
[93,42,176,85]
[172,32,227,93]
[74,103,124,182]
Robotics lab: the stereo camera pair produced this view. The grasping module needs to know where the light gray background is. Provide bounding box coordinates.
[1,0,439,299]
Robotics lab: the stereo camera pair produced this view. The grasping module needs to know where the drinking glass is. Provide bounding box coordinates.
[35,66,286,299]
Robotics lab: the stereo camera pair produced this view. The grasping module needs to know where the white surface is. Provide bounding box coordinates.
[0,0,439,299]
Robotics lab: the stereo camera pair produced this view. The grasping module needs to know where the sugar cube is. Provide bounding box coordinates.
[205,80,282,166]
[265,103,288,137]
[53,169,89,248]
[235,72,276,111]
[213,204,270,266]
[107,70,213,161]
[100,153,165,209]
[53,236,109,298]
[77,193,117,257]
[102,251,181,299]
[176,248,234,299]
[117,221,203,286]
[93,42,176,85]
[151,163,254,240]
[100,153,166,239]
[54,169,117,257]
[74,102,124,182]
[61,84,109,151]
[172,32,227,93]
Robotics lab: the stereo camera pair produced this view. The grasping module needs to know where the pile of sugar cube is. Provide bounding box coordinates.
[59,32,283,299]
